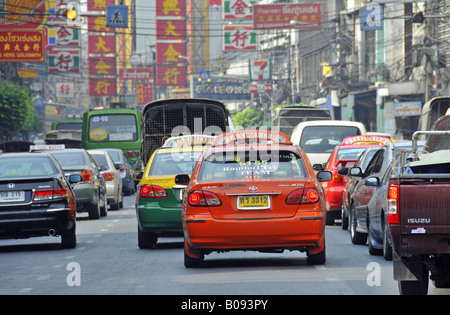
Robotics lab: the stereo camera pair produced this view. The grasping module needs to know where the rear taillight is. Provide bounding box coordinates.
[140,184,167,198]
[332,174,343,183]
[286,188,320,205]
[81,169,92,182]
[188,191,221,207]
[102,172,115,181]
[34,188,68,201]
[388,184,399,224]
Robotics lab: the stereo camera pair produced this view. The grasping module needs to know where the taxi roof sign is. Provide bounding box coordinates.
[30,144,65,151]
[163,135,215,148]
[341,135,391,146]
[214,130,292,146]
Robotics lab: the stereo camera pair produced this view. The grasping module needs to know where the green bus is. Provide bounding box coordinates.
[81,109,142,169]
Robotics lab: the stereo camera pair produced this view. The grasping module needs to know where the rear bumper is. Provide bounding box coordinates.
[183,211,325,253]
[0,208,75,238]
[137,202,182,233]
[325,186,343,212]
[390,225,450,257]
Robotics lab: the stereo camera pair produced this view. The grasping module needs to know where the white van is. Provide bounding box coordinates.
[290,120,367,166]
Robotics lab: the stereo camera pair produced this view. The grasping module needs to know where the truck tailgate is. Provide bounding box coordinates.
[399,176,450,234]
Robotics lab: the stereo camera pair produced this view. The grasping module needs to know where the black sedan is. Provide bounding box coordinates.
[0,153,81,248]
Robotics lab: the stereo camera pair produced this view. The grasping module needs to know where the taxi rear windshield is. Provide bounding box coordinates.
[149,151,202,176]
[198,150,307,181]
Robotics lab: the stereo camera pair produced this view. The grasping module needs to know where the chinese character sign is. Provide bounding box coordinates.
[155,0,187,87]
[223,0,256,20]
[88,35,115,55]
[223,25,257,51]
[48,48,80,73]
[156,65,186,88]
[136,83,153,106]
[89,78,116,97]
[253,4,322,29]
[0,30,45,62]
[156,0,186,18]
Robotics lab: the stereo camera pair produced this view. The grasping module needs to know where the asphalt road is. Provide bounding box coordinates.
[0,194,449,298]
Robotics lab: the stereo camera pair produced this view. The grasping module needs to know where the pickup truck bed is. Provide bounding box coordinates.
[389,174,450,257]
[389,147,450,295]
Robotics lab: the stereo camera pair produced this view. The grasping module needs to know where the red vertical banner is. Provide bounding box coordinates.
[155,0,187,88]
[87,0,114,12]
[136,83,153,106]
[88,35,115,55]
[89,78,116,97]
[155,42,186,64]
[156,0,186,18]
[156,65,186,88]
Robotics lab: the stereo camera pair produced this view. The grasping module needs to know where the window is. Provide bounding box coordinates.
[198,150,307,181]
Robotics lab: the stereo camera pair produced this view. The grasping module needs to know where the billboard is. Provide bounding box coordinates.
[0,30,45,62]
[253,3,322,29]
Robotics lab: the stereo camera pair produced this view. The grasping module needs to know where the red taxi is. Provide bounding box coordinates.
[319,135,391,225]
[178,130,332,267]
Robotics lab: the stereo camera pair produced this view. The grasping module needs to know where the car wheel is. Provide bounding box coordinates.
[326,210,336,226]
[307,244,326,265]
[137,225,157,249]
[368,223,382,256]
[88,195,100,220]
[350,204,367,245]
[184,239,204,268]
[383,220,393,261]
[100,194,108,216]
[61,226,77,249]
[398,263,429,295]
[341,205,349,230]
[110,189,121,210]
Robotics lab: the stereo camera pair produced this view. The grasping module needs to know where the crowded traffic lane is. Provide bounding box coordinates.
[0,194,449,295]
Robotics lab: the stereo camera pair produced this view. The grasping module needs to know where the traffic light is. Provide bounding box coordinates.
[66,2,80,27]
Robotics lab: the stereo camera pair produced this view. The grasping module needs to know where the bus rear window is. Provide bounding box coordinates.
[89,114,138,143]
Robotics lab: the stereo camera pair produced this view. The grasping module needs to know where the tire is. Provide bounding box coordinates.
[307,246,326,265]
[61,226,77,249]
[110,189,121,210]
[341,205,349,230]
[88,196,100,220]
[100,195,108,217]
[137,225,157,249]
[383,221,393,261]
[368,226,382,256]
[350,204,367,245]
[326,211,336,226]
[398,264,429,295]
[184,240,204,268]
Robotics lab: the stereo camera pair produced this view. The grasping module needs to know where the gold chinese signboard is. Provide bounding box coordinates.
[0,29,45,62]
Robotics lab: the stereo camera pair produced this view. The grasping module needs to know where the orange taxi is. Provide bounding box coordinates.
[178,130,332,267]
[318,135,392,225]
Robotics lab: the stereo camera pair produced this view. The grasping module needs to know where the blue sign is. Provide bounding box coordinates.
[361,3,383,30]
[34,97,44,107]
[192,76,251,101]
[198,69,211,82]
[106,5,128,28]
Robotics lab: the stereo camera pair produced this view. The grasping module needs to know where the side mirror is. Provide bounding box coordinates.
[68,174,82,184]
[349,167,363,177]
[313,163,324,171]
[175,174,190,185]
[366,177,380,187]
[132,171,143,181]
[114,163,126,170]
[337,167,349,175]
[317,171,332,181]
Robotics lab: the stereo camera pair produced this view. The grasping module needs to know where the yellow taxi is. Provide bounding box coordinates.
[134,135,214,248]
